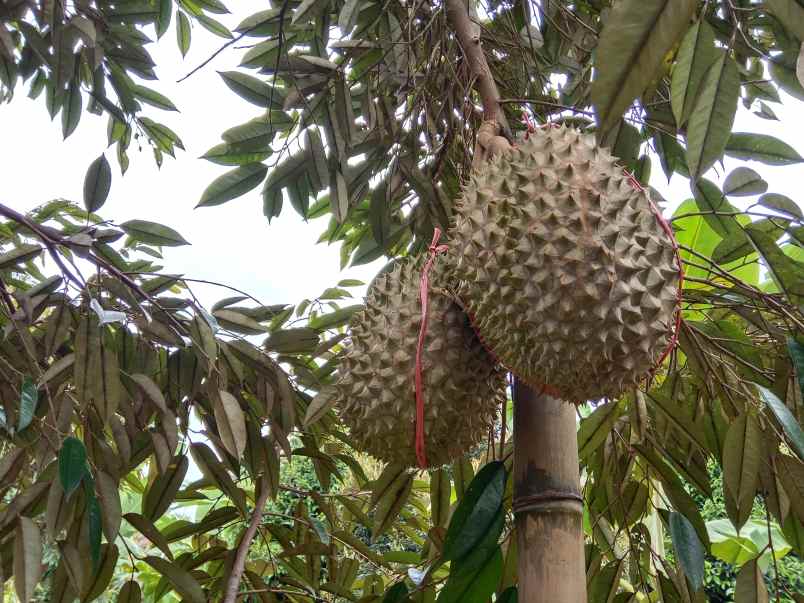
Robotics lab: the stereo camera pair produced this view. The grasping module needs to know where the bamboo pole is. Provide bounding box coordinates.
[513,379,587,601]
[444,2,587,599]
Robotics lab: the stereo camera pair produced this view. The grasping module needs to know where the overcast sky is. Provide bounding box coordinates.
[2,9,802,310]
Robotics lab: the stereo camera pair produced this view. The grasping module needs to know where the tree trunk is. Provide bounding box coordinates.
[513,378,587,601]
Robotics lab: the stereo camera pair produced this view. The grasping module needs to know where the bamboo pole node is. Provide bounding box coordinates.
[512,490,584,516]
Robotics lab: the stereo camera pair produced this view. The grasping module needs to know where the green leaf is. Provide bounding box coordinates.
[430,468,451,528]
[308,304,362,331]
[685,51,739,179]
[177,12,191,57]
[303,386,336,428]
[133,84,178,111]
[691,178,742,238]
[766,0,804,41]
[382,583,409,603]
[197,163,268,207]
[673,199,758,286]
[373,470,413,538]
[14,517,42,603]
[744,228,804,304]
[437,544,503,603]
[124,513,174,560]
[59,436,87,497]
[498,587,517,603]
[83,154,112,213]
[156,0,172,38]
[214,390,246,460]
[240,38,286,68]
[734,559,769,603]
[196,13,232,38]
[708,518,761,566]
[757,193,802,219]
[218,71,279,107]
[142,455,189,522]
[722,413,762,531]
[772,59,804,103]
[143,556,206,603]
[722,167,767,197]
[118,581,142,603]
[577,399,624,460]
[788,338,804,402]
[86,482,102,572]
[62,79,82,139]
[17,376,38,433]
[592,0,695,134]
[0,243,42,269]
[120,219,190,246]
[442,461,506,562]
[201,142,271,166]
[725,133,804,165]
[670,21,718,127]
[669,512,705,591]
[755,384,804,461]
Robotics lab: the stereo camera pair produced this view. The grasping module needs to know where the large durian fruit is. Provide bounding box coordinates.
[450,124,680,402]
[333,257,506,468]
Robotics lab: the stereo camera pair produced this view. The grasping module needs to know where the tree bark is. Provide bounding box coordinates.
[222,485,271,603]
[513,379,587,602]
[444,0,512,140]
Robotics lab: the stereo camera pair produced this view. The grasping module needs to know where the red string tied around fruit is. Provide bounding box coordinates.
[415,228,449,469]
[624,171,685,372]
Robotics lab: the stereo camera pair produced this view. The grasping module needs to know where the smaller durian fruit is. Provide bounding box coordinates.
[450,124,681,402]
[333,256,506,468]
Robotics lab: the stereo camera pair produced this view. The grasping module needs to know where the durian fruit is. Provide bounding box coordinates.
[450,125,680,402]
[333,257,506,468]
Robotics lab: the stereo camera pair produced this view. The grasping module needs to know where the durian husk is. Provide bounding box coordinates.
[334,257,506,468]
[450,125,680,402]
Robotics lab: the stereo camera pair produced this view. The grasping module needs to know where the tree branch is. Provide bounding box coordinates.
[222,485,272,603]
[445,0,512,140]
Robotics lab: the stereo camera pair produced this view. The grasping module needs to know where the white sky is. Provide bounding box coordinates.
[1,9,802,310]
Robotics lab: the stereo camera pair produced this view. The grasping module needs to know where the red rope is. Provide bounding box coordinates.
[415,228,449,469]
[623,171,685,371]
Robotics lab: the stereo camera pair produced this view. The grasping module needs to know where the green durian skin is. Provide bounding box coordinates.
[334,257,506,468]
[450,125,680,402]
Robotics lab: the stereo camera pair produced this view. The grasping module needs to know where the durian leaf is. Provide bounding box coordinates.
[669,512,705,591]
[722,167,767,197]
[438,511,505,603]
[635,444,711,548]
[724,133,804,165]
[577,399,625,461]
[744,228,804,304]
[788,337,804,401]
[755,384,804,461]
[124,513,174,560]
[734,559,770,603]
[143,556,206,603]
[141,455,189,522]
[197,163,268,207]
[372,470,413,538]
[592,0,696,134]
[214,390,247,460]
[14,517,42,603]
[757,193,801,219]
[685,51,740,180]
[672,199,759,287]
[671,21,718,127]
[442,461,505,562]
[765,0,804,41]
[430,469,451,528]
[722,414,762,531]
